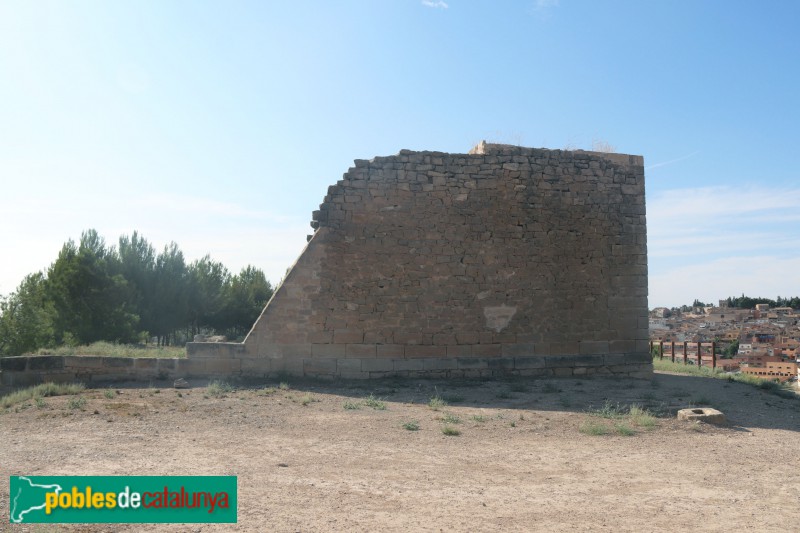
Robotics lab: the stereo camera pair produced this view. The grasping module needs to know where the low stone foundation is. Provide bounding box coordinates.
[0,350,652,388]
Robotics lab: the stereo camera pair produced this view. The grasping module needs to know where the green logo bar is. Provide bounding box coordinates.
[9,476,237,523]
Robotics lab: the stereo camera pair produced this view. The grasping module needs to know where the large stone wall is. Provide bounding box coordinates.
[186,142,651,379]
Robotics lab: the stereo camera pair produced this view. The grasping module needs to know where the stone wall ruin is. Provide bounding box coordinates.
[184,141,651,380]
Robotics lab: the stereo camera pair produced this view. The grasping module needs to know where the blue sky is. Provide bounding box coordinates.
[1,0,798,308]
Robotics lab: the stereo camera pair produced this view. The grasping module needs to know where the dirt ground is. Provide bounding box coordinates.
[1,371,799,532]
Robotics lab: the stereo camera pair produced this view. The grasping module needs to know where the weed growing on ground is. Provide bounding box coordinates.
[0,382,85,409]
[614,423,636,436]
[428,396,447,411]
[441,413,461,424]
[628,405,657,429]
[471,415,488,423]
[278,382,290,391]
[34,341,186,359]
[364,394,387,410]
[579,420,609,435]
[441,425,461,436]
[403,420,420,431]
[207,380,233,398]
[343,400,362,410]
[300,393,317,406]
[103,389,116,399]
[35,397,46,409]
[67,396,87,410]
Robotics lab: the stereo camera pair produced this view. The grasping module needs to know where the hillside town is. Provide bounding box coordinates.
[649,301,799,384]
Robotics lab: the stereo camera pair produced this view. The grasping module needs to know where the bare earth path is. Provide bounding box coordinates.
[1,372,799,532]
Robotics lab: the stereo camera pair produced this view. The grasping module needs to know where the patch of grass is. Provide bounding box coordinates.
[33,341,186,358]
[103,389,116,399]
[614,423,636,436]
[628,405,657,429]
[510,421,516,427]
[258,386,278,395]
[428,396,447,411]
[653,358,798,400]
[67,396,87,410]
[590,400,626,419]
[441,425,461,436]
[207,380,234,398]
[0,382,85,409]
[579,420,610,435]
[441,413,461,424]
[299,393,317,406]
[278,382,290,391]
[35,397,46,409]
[343,400,362,410]
[471,414,488,423]
[402,420,420,431]
[363,394,387,410]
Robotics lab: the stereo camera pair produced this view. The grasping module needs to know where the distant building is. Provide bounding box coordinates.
[741,360,798,382]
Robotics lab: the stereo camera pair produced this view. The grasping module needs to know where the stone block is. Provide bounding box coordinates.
[547,342,577,355]
[337,358,362,373]
[206,358,241,374]
[447,345,473,357]
[394,359,424,371]
[457,357,488,369]
[362,359,394,372]
[158,359,178,371]
[405,345,446,358]
[346,344,377,357]
[28,356,65,371]
[422,358,457,370]
[312,344,346,358]
[103,357,134,368]
[501,343,536,356]
[514,356,546,369]
[303,358,337,375]
[240,358,271,375]
[133,358,158,372]
[65,356,105,369]
[333,329,364,344]
[0,356,27,372]
[579,341,609,355]
[376,344,405,358]
[177,359,206,377]
[608,340,636,354]
[472,344,501,357]
[487,357,514,369]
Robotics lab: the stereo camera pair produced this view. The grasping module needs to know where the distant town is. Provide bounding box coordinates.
[649,298,799,384]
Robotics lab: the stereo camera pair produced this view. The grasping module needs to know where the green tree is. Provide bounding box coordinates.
[221,265,273,339]
[187,255,230,335]
[47,230,139,345]
[0,273,56,356]
[151,242,189,345]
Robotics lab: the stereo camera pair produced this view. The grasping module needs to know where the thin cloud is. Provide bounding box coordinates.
[421,0,448,8]
[534,0,559,11]
[645,150,700,171]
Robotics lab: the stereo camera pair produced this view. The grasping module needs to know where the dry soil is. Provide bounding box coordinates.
[1,372,799,532]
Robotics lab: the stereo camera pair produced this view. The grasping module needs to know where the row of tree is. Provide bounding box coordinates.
[0,230,274,356]
[676,295,800,313]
